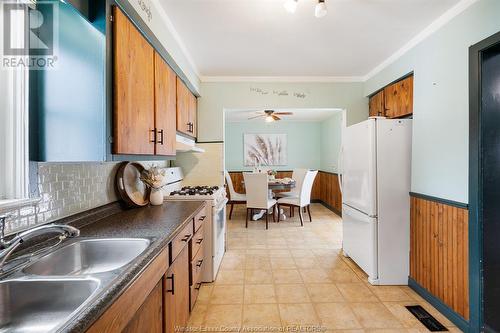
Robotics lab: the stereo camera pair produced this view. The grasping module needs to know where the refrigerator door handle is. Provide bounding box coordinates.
[338,146,343,194]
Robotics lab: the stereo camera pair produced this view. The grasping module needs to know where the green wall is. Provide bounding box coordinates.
[199,82,368,142]
[225,121,322,171]
[320,112,343,173]
[225,114,343,173]
[365,0,500,204]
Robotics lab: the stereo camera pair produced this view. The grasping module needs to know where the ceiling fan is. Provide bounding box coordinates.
[248,110,294,122]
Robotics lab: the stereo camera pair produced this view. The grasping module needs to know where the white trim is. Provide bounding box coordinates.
[0,3,29,201]
[363,0,480,81]
[200,76,365,83]
[0,198,40,214]
[151,0,201,79]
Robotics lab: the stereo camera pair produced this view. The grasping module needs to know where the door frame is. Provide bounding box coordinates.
[469,30,500,333]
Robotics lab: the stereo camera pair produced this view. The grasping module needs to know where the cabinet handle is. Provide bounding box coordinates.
[166,274,174,294]
[198,215,206,221]
[181,234,190,242]
[158,129,164,145]
[150,129,157,143]
[196,238,203,245]
[196,259,203,267]
[186,122,191,132]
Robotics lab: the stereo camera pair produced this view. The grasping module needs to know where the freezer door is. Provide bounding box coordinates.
[342,119,377,216]
[342,204,378,282]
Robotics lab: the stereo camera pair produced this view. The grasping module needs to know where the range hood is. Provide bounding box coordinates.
[176,134,205,153]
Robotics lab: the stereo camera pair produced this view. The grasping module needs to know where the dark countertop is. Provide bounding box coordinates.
[57,200,206,333]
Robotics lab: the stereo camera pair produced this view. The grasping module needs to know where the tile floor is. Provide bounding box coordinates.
[188,203,462,333]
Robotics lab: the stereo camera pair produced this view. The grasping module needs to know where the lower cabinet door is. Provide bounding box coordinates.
[165,245,190,333]
[122,281,163,333]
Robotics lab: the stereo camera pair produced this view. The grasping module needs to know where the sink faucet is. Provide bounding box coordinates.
[0,216,80,271]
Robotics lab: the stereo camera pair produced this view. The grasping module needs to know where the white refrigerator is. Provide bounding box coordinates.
[341,118,412,285]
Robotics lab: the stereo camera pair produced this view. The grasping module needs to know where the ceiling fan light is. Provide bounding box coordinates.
[315,0,327,18]
[284,0,298,14]
[265,115,274,122]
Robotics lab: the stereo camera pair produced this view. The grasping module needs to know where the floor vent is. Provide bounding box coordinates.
[405,305,448,332]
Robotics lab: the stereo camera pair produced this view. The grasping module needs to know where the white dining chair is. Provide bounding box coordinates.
[275,168,308,199]
[243,172,277,229]
[277,170,318,226]
[225,170,247,220]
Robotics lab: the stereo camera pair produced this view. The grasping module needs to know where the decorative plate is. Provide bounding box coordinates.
[116,162,150,207]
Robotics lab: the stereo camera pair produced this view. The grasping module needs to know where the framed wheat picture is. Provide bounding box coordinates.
[244,134,287,166]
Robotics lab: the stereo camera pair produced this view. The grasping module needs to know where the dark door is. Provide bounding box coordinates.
[481,42,500,332]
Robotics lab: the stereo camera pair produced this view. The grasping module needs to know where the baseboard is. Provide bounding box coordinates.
[408,277,470,332]
[311,199,342,217]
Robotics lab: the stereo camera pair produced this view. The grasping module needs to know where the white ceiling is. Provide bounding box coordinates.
[225,108,342,122]
[159,0,461,78]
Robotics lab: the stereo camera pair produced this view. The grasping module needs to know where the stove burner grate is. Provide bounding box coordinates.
[170,185,220,196]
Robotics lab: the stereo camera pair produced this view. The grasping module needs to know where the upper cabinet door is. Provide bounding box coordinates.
[176,78,196,137]
[176,78,190,136]
[154,53,177,156]
[113,7,155,155]
[189,93,197,138]
[384,75,413,119]
[369,90,385,117]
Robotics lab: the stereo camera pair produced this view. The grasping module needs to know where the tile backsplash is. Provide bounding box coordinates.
[4,161,168,235]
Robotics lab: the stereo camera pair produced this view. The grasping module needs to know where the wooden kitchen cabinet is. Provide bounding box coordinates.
[85,204,208,333]
[86,248,169,333]
[113,6,178,156]
[368,74,413,119]
[164,245,190,333]
[176,77,197,137]
[122,281,163,333]
[154,52,177,156]
[113,6,155,155]
[384,75,413,118]
[190,204,206,309]
[188,92,198,138]
[369,90,385,117]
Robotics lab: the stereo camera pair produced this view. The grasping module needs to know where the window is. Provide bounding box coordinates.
[0,2,29,203]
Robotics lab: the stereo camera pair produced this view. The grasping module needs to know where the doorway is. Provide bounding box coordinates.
[469,31,500,333]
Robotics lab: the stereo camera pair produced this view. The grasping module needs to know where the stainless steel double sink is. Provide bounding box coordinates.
[0,238,151,333]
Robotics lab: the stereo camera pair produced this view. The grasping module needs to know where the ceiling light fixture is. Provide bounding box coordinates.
[314,0,327,18]
[265,115,275,122]
[283,0,298,14]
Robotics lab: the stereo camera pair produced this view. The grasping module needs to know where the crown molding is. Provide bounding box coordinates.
[152,0,201,79]
[200,76,365,83]
[363,0,480,81]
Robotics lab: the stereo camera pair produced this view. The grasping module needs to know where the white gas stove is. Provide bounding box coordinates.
[163,167,227,282]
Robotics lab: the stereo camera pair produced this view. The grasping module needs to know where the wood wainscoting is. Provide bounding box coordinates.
[315,171,342,214]
[410,193,469,320]
[227,170,341,215]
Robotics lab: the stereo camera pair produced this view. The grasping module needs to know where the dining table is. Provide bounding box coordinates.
[241,177,296,221]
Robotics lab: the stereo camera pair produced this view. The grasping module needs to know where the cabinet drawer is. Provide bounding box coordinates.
[170,220,193,264]
[194,205,207,233]
[190,245,204,286]
[191,223,204,261]
[190,281,202,310]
